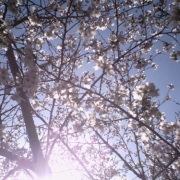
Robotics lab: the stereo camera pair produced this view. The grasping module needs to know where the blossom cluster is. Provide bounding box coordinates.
[170,4,180,28]
[0,66,10,85]
[133,82,159,101]
[94,56,115,76]
[7,0,20,15]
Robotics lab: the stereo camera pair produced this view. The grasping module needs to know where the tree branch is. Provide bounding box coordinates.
[95,130,143,179]
[60,137,96,180]
[0,148,34,172]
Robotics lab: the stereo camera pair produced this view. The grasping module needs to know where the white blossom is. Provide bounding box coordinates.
[169,5,180,28]
[167,83,175,90]
[0,67,10,85]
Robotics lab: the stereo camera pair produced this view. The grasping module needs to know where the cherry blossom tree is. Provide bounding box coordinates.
[0,0,180,179]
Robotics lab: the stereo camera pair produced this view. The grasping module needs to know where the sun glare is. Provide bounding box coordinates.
[14,159,84,180]
[38,170,83,180]
[36,157,85,180]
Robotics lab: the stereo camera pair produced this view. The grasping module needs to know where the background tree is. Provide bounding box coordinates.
[0,0,180,179]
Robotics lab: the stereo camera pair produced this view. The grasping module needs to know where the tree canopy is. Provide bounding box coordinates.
[0,0,180,179]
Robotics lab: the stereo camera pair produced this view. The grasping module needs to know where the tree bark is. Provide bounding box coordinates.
[6,44,50,178]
